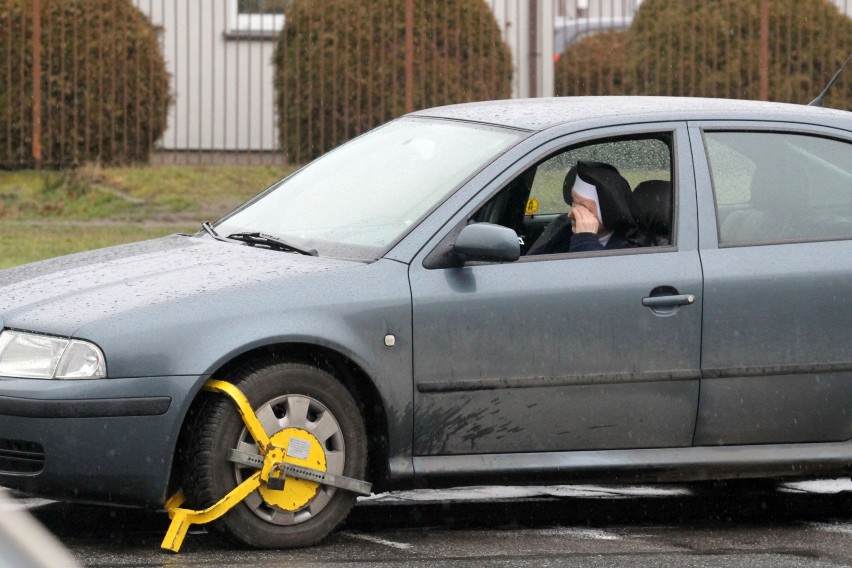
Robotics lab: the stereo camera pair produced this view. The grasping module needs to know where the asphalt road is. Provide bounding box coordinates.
[12,480,852,567]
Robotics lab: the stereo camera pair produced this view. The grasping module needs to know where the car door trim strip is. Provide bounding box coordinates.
[418,362,852,393]
[702,362,852,379]
[416,370,702,392]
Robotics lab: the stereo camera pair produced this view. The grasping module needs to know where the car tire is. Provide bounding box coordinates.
[182,360,367,549]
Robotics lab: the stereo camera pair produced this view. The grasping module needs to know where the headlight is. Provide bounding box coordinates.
[0,330,106,379]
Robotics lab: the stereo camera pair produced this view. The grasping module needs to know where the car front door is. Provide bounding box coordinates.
[408,124,703,459]
[691,122,852,445]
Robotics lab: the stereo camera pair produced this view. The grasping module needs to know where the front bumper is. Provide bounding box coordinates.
[0,374,202,508]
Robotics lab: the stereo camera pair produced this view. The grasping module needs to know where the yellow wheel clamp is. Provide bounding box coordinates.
[161,379,372,553]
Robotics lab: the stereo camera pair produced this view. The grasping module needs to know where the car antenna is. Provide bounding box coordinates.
[808,54,852,107]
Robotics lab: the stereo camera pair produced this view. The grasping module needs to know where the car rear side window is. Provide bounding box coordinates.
[706,131,852,246]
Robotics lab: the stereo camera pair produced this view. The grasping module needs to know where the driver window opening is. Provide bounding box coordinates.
[470,134,675,256]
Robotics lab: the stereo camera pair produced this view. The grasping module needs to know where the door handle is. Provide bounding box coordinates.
[642,294,696,308]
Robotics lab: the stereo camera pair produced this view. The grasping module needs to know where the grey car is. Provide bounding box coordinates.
[553,16,632,59]
[0,490,81,568]
[2,97,852,550]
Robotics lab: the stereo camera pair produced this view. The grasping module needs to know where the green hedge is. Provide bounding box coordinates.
[555,30,628,97]
[0,0,171,167]
[625,0,852,106]
[275,0,513,162]
[553,0,852,109]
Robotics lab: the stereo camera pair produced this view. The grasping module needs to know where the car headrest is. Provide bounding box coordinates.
[632,180,672,242]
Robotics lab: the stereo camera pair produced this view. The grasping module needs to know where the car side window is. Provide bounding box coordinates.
[705,132,852,246]
[526,138,672,215]
[471,134,674,256]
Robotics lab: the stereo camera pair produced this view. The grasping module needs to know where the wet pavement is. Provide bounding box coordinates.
[11,480,852,567]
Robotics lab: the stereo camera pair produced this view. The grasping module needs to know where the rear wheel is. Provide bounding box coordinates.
[182,361,367,548]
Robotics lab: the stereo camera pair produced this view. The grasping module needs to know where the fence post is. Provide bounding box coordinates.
[32,0,42,165]
[528,0,538,98]
[759,0,770,100]
[405,0,414,113]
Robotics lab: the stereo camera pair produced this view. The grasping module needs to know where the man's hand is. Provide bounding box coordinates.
[568,204,600,235]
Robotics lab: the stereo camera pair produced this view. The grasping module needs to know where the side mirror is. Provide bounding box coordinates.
[452,223,520,264]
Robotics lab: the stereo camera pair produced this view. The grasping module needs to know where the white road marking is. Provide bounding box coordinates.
[342,531,414,550]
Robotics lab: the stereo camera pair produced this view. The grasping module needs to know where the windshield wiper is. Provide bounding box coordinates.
[202,222,318,256]
[227,232,318,256]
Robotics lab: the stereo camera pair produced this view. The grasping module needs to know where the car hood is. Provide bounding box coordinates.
[0,235,362,337]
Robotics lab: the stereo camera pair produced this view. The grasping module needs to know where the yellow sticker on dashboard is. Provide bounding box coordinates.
[525,198,539,214]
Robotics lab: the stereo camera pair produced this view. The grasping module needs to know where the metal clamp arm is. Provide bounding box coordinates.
[227,448,372,496]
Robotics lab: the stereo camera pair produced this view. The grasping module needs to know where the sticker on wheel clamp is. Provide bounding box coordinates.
[286,437,312,460]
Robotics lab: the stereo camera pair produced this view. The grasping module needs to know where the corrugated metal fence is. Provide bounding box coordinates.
[139,0,549,165]
[1,0,851,168]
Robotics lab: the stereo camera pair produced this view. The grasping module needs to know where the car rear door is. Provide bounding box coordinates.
[690,122,852,445]
[408,123,703,457]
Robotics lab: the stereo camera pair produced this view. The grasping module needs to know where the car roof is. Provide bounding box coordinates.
[410,96,852,132]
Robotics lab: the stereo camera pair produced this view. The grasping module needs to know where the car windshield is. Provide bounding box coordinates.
[215,118,525,260]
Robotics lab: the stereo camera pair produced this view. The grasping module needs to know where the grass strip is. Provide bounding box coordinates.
[0,222,196,270]
[0,165,297,267]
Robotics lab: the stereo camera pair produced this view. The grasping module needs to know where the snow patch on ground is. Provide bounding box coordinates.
[6,477,852,511]
[533,527,621,540]
[359,478,852,505]
[358,484,693,504]
[544,484,693,498]
[809,522,852,535]
[342,531,414,549]
[0,494,55,512]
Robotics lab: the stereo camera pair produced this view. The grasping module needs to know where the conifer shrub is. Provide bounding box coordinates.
[625,0,852,107]
[554,30,628,96]
[0,0,171,167]
[553,0,852,109]
[275,0,513,162]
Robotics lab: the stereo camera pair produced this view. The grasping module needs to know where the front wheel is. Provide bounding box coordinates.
[182,361,367,548]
